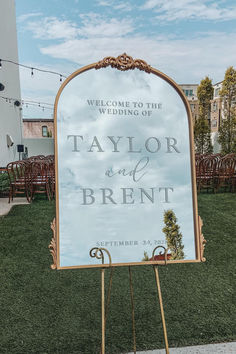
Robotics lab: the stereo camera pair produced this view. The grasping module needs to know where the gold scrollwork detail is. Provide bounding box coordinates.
[49,218,57,269]
[199,216,206,262]
[95,53,151,73]
[152,245,169,265]
[90,247,112,266]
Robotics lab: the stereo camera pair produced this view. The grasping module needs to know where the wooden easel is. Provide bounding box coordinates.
[90,246,169,354]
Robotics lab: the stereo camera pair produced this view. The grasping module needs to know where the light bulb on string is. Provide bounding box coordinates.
[0,59,2,68]
[31,68,34,77]
[60,75,62,82]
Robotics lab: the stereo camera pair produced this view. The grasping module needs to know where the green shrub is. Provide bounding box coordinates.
[0,172,9,192]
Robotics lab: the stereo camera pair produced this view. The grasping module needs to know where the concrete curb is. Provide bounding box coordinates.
[0,197,30,216]
[127,342,236,353]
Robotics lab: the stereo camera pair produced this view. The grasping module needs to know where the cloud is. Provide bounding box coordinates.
[18,9,236,119]
[20,10,236,84]
[26,17,79,40]
[17,12,42,23]
[96,0,113,6]
[142,0,236,21]
[114,2,133,11]
[78,14,134,37]
[40,31,236,83]
[24,14,134,41]
[97,0,133,11]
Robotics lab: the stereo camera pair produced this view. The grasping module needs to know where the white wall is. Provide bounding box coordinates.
[23,138,54,157]
[0,0,22,166]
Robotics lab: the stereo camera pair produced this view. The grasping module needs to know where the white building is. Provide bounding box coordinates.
[0,0,23,167]
[179,84,199,124]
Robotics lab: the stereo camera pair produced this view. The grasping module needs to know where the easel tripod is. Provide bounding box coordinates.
[90,246,170,354]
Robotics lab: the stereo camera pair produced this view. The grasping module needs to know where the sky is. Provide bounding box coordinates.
[15,0,236,118]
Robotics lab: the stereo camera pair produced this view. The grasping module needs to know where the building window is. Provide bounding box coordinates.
[211,120,217,128]
[212,102,218,111]
[190,104,195,112]
[183,89,188,96]
[42,125,48,137]
[183,89,194,97]
[215,88,220,97]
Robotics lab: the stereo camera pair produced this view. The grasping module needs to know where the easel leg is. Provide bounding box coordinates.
[128,266,137,354]
[153,266,169,354]
[100,267,114,354]
[101,268,105,354]
[90,248,113,354]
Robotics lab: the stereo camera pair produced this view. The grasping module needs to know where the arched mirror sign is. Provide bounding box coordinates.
[51,54,205,269]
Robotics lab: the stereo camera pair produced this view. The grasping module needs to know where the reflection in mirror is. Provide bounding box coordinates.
[56,66,197,268]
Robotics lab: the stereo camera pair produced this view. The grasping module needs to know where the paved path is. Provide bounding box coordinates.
[127,342,236,353]
[0,197,29,216]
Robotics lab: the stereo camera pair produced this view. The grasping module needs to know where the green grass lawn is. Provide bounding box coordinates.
[0,193,235,354]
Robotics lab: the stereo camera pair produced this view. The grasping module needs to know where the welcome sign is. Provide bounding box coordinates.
[53,54,203,269]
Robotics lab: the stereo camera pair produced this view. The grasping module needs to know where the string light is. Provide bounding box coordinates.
[22,102,52,111]
[22,102,53,111]
[22,99,53,107]
[0,95,54,111]
[0,58,67,82]
[0,58,68,110]
[0,95,53,106]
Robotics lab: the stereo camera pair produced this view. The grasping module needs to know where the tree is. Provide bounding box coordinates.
[194,76,213,154]
[218,66,236,154]
[218,118,236,154]
[197,76,214,119]
[142,251,149,261]
[194,118,213,154]
[162,209,184,260]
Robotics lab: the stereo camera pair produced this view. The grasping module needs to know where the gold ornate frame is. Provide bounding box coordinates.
[50,53,206,270]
